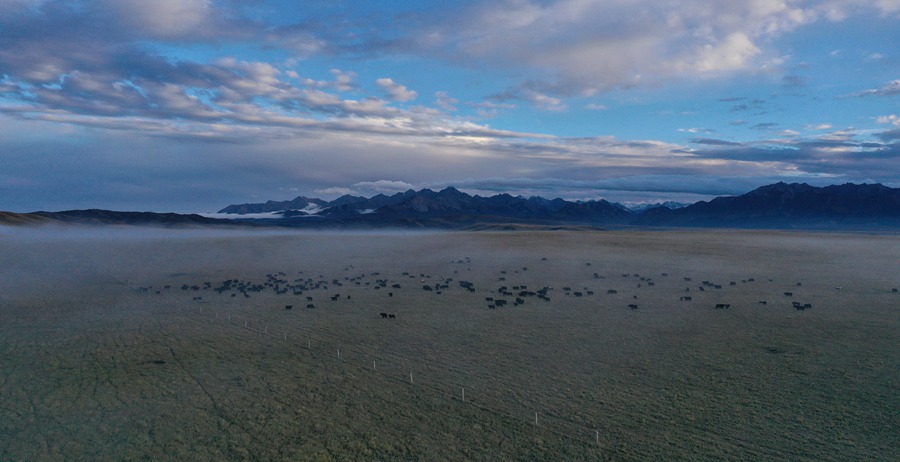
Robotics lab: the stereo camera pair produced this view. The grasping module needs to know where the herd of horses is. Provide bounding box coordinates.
[123,256,889,320]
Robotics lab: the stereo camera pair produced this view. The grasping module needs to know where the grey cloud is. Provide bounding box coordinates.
[689,146,807,162]
[691,138,744,146]
[751,122,779,130]
[684,129,900,183]
[782,75,806,87]
[877,128,900,141]
[442,175,829,202]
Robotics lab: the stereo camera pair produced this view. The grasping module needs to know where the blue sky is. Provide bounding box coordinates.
[1,0,898,212]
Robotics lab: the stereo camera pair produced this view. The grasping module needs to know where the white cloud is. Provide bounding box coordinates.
[396,0,900,100]
[817,0,900,20]
[353,180,416,194]
[805,123,833,130]
[314,187,354,196]
[855,79,900,97]
[876,115,900,126]
[683,32,761,74]
[330,69,357,92]
[522,90,567,111]
[376,78,417,102]
[414,0,824,96]
[299,69,358,92]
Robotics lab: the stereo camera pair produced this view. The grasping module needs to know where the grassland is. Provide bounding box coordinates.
[1,228,898,461]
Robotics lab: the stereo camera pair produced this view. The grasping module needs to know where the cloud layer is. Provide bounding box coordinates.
[1,1,898,211]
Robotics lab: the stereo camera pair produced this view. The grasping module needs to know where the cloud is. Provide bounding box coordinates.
[314,187,354,197]
[679,128,714,134]
[877,129,900,142]
[683,127,900,182]
[441,174,845,203]
[375,78,417,102]
[2,1,899,211]
[782,75,806,87]
[853,79,900,97]
[97,0,219,40]
[357,1,896,101]
[691,138,743,146]
[397,0,831,98]
[877,115,900,126]
[805,123,833,130]
[300,69,358,92]
[678,32,761,74]
[352,180,416,194]
[488,86,568,111]
[434,91,458,112]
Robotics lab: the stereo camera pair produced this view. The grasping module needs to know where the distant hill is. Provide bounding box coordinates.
[25,210,236,227]
[4,182,899,230]
[0,211,57,226]
[634,182,900,229]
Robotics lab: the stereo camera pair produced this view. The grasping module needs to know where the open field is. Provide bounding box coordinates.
[1,227,898,461]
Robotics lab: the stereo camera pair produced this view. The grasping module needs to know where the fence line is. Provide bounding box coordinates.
[130,288,609,448]
[127,286,799,459]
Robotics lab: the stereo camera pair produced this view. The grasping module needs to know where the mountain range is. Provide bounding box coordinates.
[3,182,899,230]
[219,186,635,226]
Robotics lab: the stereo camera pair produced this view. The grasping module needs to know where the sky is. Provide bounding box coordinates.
[1,0,899,212]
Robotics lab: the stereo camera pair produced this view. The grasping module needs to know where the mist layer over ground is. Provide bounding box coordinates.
[1,227,898,461]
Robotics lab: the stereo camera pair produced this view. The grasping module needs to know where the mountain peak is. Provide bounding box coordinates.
[211,182,900,230]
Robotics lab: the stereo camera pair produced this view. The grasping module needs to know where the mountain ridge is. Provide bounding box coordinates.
[3,182,899,230]
[633,182,900,228]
